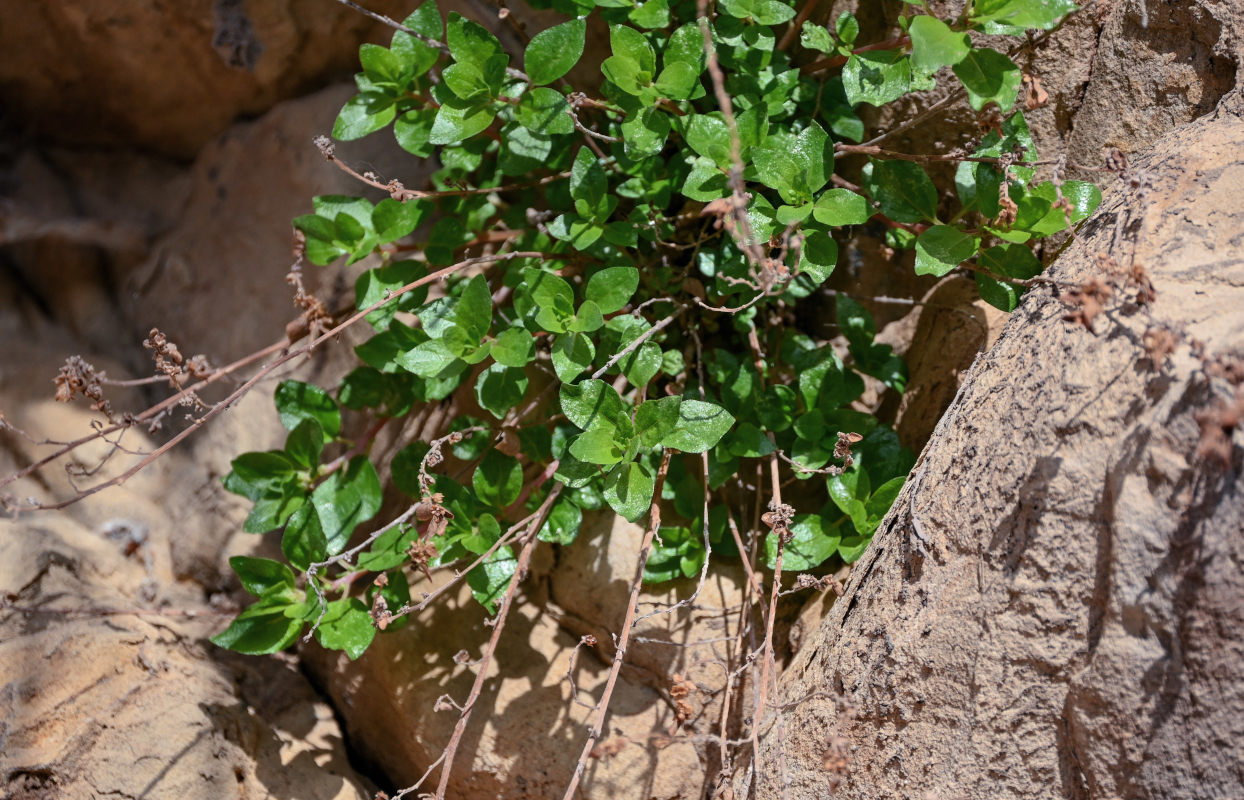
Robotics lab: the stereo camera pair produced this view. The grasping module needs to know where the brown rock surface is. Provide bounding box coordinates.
[0,479,371,800]
[743,95,1244,800]
[0,0,418,157]
[303,511,751,799]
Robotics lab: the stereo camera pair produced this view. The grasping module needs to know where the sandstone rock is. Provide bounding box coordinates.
[743,92,1244,800]
[0,0,421,157]
[884,276,1010,452]
[0,502,371,800]
[301,510,757,799]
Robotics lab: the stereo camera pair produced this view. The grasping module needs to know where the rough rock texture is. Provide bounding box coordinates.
[883,276,1009,452]
[1,83,422,588]
[0,0,416,157]
[304,511,750,799]
[0,480,371,800]
[743,98,1244,800]
[0,83,420,798]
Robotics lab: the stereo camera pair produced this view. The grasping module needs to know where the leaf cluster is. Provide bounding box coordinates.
[214,0,1094,658]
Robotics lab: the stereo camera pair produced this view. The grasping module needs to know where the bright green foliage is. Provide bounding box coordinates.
[214,0,1094,659]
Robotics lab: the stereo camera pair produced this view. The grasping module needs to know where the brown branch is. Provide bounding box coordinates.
[431,483,563,799]
[799,35,911,74]
[561,449,673,800]
[18,251,547,512]
[589,308,684,380]
[0,338,290,495]
[331,0,529,82]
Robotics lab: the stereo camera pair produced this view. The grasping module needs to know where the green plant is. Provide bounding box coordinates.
[212,0,1095,701]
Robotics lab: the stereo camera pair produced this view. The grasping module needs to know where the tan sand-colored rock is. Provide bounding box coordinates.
[743,92,1244,800]
[0,481,371,800]
[304,511,754,799]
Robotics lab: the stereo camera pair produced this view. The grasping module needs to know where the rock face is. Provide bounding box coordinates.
[0,484,371,800]
[0,0,418,157]
[303,511,750,800]
[744,100,1244,799]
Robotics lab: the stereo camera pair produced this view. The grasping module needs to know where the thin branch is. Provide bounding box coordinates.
[1,338,290,495]
[303,502,423,640]
[19,251,545,511]
[431,483,563,800]
[561,449,673,800]
[589,308,684,380]
[331,0,530,82]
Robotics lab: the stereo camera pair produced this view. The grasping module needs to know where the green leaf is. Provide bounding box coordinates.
[681,156,729,202]
[621,108,670,160]
[570,147,612,219]
[664,23,707,75]
[275,381,341,441]
[282,501,328,570]
[491,328,535,367]
[356,522,418,571]
[516,87,574,135]
[312,457,382,555]
[210,597,303,655]
[726,422,775,458]
[229,556,296,598]
[538,497,583,545]
[372,199,427,246]
[842,50,912,107]
[813,188,872,226]
[953,48,1022,111]
[863,159,939,223]
[314,598,376,660]
[356,260,429,330]
[971,0,1078,30]
[609,23,657,76]
[456,274,494,342]
[447,12,505,65]
[753,122,834,205]
[560,379,628,430]
[393,3,442,74]
[684,113,733,167]
[467,546,516,613]
[634,396,682,448]
[585,267,640,314]
[284,419,324,470]
[764,514,840,570]
[360,43,404,83]
[333,94,397,141]
[629,0,670,29]
[908,15,970,73]
[800,22,835,54]
[798,233,838,285]
[974,241,1043,311]
[836,11,860,43]
[570,424,628,465]
[604,461,655,522]
[552,332,596,382]
[394,108,438,157]
[525,18,586,85]
[473,450,524,507]
[663,400,735,453]
[525,268,576,332]
[399,338,460,378]
[475,364,529,419]
[978,242,1043,280]
[655,61,698,100]
[914,225,979,276]
[429,88,496,145]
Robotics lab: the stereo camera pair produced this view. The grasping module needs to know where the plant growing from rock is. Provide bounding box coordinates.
[7,0,1103,795]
